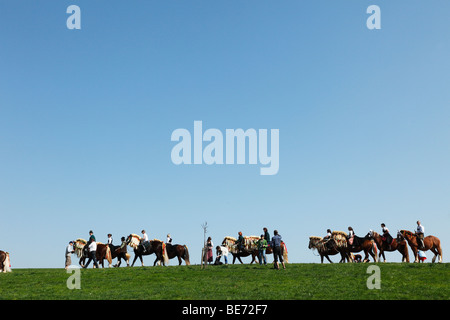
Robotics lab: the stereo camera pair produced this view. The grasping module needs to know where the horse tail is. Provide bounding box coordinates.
[105,246,112,267]
[282,242,289,264]
[372,241,378,262]
[162,243,169,266]
[433,236,443,263]
[5,253,11,272]
[183,245,190,265]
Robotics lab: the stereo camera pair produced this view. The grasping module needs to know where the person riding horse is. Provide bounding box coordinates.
[236,232,245,253]
[416,221,425,250]
[323,229,334,250]
[140,230,150,253]
[381,223,393,250]
[347,227,358,247]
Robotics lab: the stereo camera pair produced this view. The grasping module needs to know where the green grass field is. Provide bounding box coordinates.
[1,263,449,300]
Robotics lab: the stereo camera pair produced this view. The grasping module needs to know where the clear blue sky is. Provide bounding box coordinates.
[1,1,449,268]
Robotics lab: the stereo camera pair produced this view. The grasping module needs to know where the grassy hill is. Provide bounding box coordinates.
[1,263,449,300]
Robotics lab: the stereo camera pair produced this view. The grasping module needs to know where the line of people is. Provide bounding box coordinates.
[65,229,174,269]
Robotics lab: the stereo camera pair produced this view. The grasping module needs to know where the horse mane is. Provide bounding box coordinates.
[128,234,142,248]
[74,239,87,258]
[151,239,163,243]
[332,231,348,237]
[331,231,348,248]
[223,236,236,241]
[400,230,413,236]
[308,236,326,253]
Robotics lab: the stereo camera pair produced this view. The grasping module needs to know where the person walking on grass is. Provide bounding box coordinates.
[83,239,99,269]
[255,235,268,265]
[271,230,285,270]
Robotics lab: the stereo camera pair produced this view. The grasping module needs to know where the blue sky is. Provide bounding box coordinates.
[0,1,449,268]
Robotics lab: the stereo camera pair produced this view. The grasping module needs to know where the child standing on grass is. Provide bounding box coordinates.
[418,250,427,263]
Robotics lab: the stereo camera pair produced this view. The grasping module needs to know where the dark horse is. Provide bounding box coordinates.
[368,230,409,262]
[221,236,288,264]
[221,236,259,264]
[126,234,168,267]
[110,245,130,267]
[345,234,378,262]
[154,243,190,266]
[308,236,348,263]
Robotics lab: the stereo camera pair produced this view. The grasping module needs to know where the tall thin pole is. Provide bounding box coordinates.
[201,222,208,268]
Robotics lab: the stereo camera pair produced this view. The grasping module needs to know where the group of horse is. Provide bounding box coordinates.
[73,234,191,268]
[1,228,442,272]
[73,234,289,269]
[308,229,443,264]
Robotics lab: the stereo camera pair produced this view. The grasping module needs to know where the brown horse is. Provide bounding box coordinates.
[74,239,112,268]
[397,230,442,263]
[155,243,190,266]
[82,243,112,268]
[368,230,409,262]
[0,251,11,273]
[308,236,348,263]
[126,234,169,267]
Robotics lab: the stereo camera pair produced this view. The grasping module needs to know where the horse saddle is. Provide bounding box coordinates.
[382,235,393,245]
[141,241,151,250]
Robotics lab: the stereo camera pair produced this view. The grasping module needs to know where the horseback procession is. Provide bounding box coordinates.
[308,220,443,264]
[66,230,191,269]
[63,227,289,270]
[2,221,443,273]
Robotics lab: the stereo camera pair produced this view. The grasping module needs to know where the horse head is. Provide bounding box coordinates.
[125,234,132,244]
[308,236,322,249]
[397,230,406,241]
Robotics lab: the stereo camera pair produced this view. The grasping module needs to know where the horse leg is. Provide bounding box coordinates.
[363,249,370,263]
[380,250,386,262]
[325,255,333,263]
[250,253,257,264]
[412,248,419,263]
[437,244,443,263]
[430,247,439,263]
[178,255,182,266]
